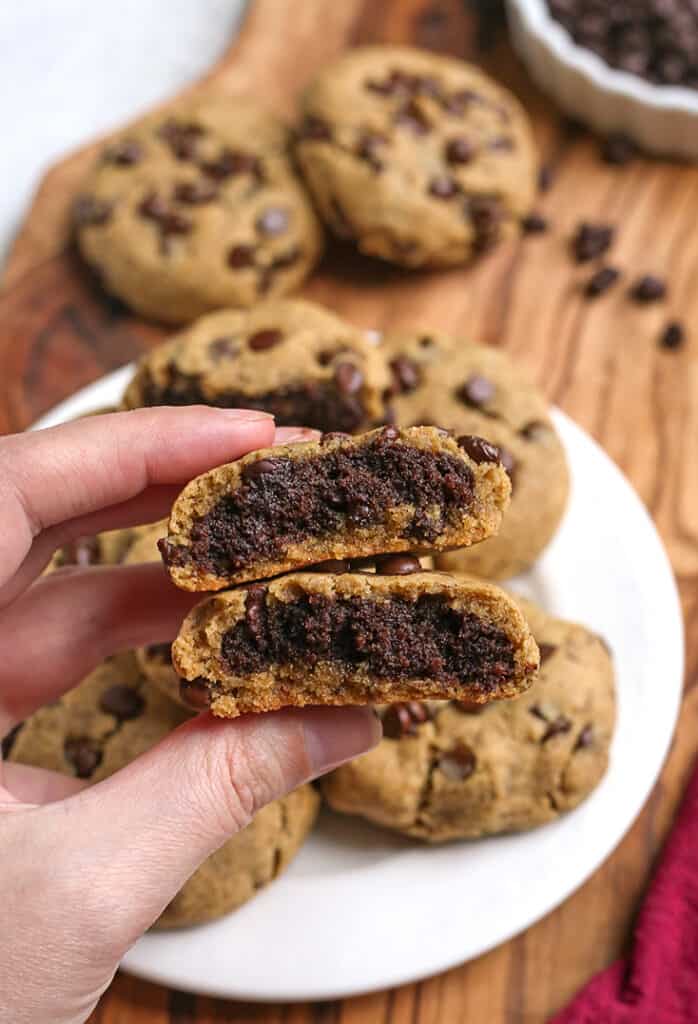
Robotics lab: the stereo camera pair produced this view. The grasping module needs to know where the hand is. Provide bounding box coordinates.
[0,406,381,1024]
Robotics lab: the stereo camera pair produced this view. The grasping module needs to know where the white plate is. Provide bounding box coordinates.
[34,368,684,1002]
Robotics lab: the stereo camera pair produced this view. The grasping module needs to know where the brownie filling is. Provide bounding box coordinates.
[173,433,475,575]
[221,592,515,693]
[140,366,368,433]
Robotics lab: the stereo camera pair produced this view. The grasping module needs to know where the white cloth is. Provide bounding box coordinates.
[0,0,246,262]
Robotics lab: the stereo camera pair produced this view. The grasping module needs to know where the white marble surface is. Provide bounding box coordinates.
[0,0,247,263]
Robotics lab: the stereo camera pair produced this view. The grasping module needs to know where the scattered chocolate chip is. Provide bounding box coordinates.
[456,375,495,407]
[573,222,614,262]
[457,435,501,464]
[202,148,261,181]
[64,737,102,779]
[105,139,143,166]
[256,208,289,236]
[374,553,422,575]
[453,699,486,715]
[629,274,667,303]
[99,685,145,721]
[227,244,256,268]
[437,743,477,780]
[529,704,547,721]
[334,362,363,395]
[139,192,192,240]
[429,175,460,199]
[443,88,479,115]
[445,137,474,164]
[345,497,372,524]
[245,585,268,642]
[73,196,112,227]
[394,99,431,134]
[541,715,573,743]
[497,447,516,484]
[209,337,239,360]
[242,458,278,482]
[522,213,548,234]
[538,643,557,665]
[383,701,431,738]
[659,320,685,350]
[585,265,620,298]
[306,559,351,573]
[298,115,332,141]
[601,132,638,166]
[248,328,283,351]
[157,118,204,161]
[538,164,553,192]
[174,179,218,204]
[179,678,211,711]
[467,195,502,250]
[575,724,595,750]
[389,356,421,394]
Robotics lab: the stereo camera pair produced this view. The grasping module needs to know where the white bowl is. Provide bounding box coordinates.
[506,0,698,158]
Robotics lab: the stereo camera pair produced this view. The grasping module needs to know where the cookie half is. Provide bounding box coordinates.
[296,45,536,267]
[382,330,569,579]
[6,651,319,927]
[322,595,615,841]
[121,298,388,434]
[160,425,511,591]
[172,571,539,718]
[74,95,323,323]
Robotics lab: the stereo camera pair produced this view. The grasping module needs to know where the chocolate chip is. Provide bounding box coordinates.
[445,137,474,164]
[497,447,516,482]
[345,497,372,524]
[99,685,145,721]
[575,724,594,750]
[429,176,460,199]
[538,643,557,665]
[306,559,351,573]
[659,320,685,350]
[457,435,501,464]
[572,222,614,262]
[146,643,173,664]
[541,715,572,743]
[437,743,476,780]
[629,274,667,303]
[157,118,204,161]
[256,208,289,236]
[174,179,218,204]
[443,88,478,115]
[242,458,278,482]
[453,699,486,715]
[467,196,502,250]
[374,553,422,575]
[202,148,261,181]
[139,192,192,237]
[456,375,495,407]
[64,737,102,779]
[522,213,548,234]
[334,362,363,395]
[356,133,386,171]
[58,535,100,567]
[601,132,638,166]
[394,99,431,134]
[209,337,239,360]
[538,164,554,192]
[389,356,420,394]
[105,139,143,166]
[227,244,256,268]
[248,328,283,351]
[383,701,431,739]
[585,265,620,298]
[245,585,268,642]
[73,196,112,227]
[179,678,211,711]
[298,115,332,141]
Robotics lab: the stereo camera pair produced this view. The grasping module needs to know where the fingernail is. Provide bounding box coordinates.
[302,707,383,777]
[274,427,322,445]
[214,408,275,422]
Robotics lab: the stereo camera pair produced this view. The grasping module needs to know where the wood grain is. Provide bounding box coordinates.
[2,1,696,1021]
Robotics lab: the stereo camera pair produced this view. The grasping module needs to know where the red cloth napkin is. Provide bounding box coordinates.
[552,757,698,1024]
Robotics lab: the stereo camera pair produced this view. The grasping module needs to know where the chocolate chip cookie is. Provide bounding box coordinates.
[74,95,323,324]
[295,45,536,267]
[5,651,319,927]
[172,571,539,718]
[322,595,615,841]
[381,330,569,579]
[121,298,388,434]
[160,426,511,591]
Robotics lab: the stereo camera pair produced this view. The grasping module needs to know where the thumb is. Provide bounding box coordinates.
[64,706,381,943]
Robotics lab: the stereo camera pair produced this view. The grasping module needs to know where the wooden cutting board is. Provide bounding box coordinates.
[2,1,697,1021]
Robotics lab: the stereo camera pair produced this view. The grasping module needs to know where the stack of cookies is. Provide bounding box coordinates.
[5,44,616,926]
